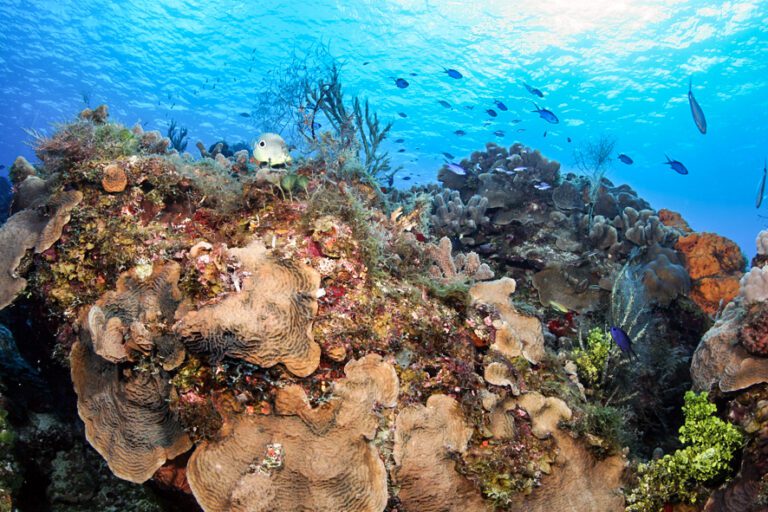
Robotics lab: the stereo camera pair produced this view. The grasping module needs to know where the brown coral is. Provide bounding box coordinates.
[506,392,626,511]
[470,278,545,364]
[87,261,182,363]
[0,189,83,310]
[101,163,128,192]
[393,394,488,512]
[70,339,192,483]
[175,240,322,377]
[187,354,397,512]
[676,232,746,315]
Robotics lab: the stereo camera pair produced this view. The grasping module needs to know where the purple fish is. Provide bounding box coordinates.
[610,326,636,358]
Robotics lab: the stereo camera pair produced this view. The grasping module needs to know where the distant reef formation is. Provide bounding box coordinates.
[1,106,766,512]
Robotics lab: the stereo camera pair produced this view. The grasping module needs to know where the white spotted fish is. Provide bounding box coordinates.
[253,133,292,166]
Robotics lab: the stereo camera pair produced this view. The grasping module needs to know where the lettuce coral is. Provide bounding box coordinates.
[175,239,323,377]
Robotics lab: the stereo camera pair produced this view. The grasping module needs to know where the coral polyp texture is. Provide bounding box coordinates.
[175,240,323,377]
[70,339,192,483]
[187,354,397,512]
[1,109,761,511]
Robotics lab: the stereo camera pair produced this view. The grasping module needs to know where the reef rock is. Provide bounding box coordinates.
[676,232,746,315]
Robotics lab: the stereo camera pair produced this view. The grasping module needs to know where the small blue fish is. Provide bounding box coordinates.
[516,128,526,133]
[438,100,452,109]
[397,112,408,118]
[442,152,455,159]
[543,131,547,138]
[486,109,498,117]
[445,162,466,175]
[756,159,766,209]
[493,130,505,137]
[454,130,466,136]
[688,77,707,135]
[394,78,409,89]
[444,68,463,79]
[402,176,412,181]
[494,100,508,111]
[523,82,544,97]
[609,326,636,358]
[664,155,689,175]
[618,154,634,165]
[239,112,251,118]
[510,119,521,124]
[532,103,559,124]
[397,148,406,153]
[395,138,405,143]
[567,137,572,143]
[464,106,475,110]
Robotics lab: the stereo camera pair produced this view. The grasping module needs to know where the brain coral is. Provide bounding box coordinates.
[87,261,182,363]
[175,240,322,377]
[70,338,192,483]
[186,354,398,512]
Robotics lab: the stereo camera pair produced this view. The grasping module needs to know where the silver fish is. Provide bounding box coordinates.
[757,159,767,209]
[445,163,466,175]
[513,166,528,172]
[688,78,707,135]
[534,182,552,190]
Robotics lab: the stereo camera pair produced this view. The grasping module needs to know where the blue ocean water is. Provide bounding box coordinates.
[1,1,767,256]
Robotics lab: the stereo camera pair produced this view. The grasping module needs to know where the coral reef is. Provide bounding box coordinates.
[0,188,83,309]
[2,107,760,512]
